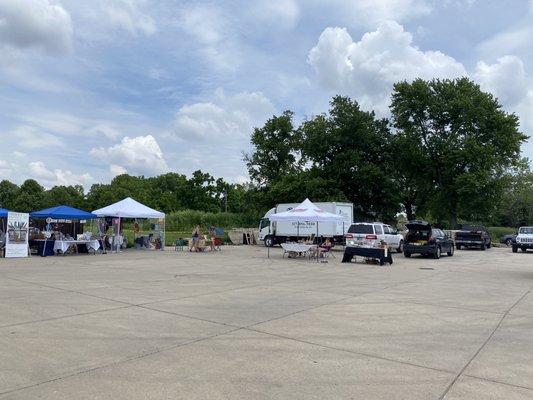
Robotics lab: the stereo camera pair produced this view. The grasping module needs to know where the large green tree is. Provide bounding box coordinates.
[12,179,46,212]
[391,77,528,227]
[244,111,301,186]
[300,96,399,221]
[0,180,18,210]
[44,185,85,209]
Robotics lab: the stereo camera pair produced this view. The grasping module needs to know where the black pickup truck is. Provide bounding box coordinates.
[455,225,491,250]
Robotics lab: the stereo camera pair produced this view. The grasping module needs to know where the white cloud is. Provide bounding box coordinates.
[98,0,156,36]
[0,160,15,178]
[247,0,300,30]
[0,0,73,55]
[178,4,240,71]
[89,135,169,176]
[306,0,432,26]
[16,111,127,140]
[110,164,128,176]
[308,21,467,113]
[28,161,93,188]
[474,56,529,106]
[173,90,275,141]
[12,125,64,149]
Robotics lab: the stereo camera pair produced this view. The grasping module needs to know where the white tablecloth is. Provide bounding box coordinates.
[54,240,100,253]
[281,243,313,253]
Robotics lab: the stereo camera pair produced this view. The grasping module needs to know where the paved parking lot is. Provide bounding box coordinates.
[0,246,532,399]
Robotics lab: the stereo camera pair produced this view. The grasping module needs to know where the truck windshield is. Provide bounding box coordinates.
[348,224,373,234]
[461,225,483,231]
[519,227,533,234]
[259,219,270,230]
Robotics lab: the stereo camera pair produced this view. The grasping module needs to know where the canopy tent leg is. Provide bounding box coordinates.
[267,224,270,259]
[316,222,319,263]
[117,217,121,253]
[163,218,166,251]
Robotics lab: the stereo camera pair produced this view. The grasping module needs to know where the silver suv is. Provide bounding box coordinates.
[345,222,404,252]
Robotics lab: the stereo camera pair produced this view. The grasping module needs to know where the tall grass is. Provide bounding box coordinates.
[165,210,261,232]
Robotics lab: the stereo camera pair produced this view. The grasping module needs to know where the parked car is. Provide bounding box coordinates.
[455,224,491,250]
[403,220,454,259]
[512,227,533,253]
[345,222,404,252]
[500,233,517,246]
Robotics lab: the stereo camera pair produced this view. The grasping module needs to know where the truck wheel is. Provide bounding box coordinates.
[456,244,461,250]
[505,238,512,246]
[487,241,491,249]
[480,243,486,251]
[447,245,454,257]
[264,236,274,247]
[433,246,441,259]
[404,251,411,258]
[396,240,403,253]
[512,245,518,253]
[522,247,528,253]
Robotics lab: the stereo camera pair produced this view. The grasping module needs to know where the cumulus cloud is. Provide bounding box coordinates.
[173,90,275,141]
[28,161,93,188]
[308,21,467,113]
[0,0,73,55]
[474,56,529,106]
[89,135,169,176]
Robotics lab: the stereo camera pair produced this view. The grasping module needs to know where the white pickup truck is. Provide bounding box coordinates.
[512,226,533,253]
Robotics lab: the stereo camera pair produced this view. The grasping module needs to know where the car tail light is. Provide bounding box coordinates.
[365,234,378,240]
[345,234,353,239]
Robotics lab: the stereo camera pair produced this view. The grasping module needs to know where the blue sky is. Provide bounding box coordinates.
[0,0,532,189]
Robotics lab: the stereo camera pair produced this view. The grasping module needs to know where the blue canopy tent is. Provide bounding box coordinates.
[0,208,8,218]
[30,205,97,220]
[30,206,98,256]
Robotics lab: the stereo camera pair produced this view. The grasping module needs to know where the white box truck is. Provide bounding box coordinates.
[258,202,354,247]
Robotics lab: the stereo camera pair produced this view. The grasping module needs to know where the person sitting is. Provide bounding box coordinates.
[318,238,333,257]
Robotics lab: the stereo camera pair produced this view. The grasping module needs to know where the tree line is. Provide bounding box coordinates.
[0,78,531,228]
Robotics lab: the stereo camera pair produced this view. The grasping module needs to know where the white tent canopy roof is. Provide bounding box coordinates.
[269,198,343,222]
[92,197,165,219]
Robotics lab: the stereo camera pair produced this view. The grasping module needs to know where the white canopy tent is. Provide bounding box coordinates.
[92,197,165,219]
[269,198,343,261]
[93,197,165,252]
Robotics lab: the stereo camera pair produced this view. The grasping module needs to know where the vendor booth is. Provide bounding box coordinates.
[29,205,99,256]
[0,208,8,257]
[92,197,165,252]
[268,198,343,262]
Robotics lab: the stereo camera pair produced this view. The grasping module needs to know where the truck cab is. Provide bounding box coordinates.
[512,226,533,253]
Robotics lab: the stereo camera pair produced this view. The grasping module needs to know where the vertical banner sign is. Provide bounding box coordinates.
[6,212,29,258]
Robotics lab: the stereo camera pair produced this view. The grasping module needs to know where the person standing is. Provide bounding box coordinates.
[191,225,201,252]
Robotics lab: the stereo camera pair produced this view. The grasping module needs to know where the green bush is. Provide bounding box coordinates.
[487,226,517,241]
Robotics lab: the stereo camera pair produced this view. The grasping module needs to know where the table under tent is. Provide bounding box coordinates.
[92,197,165,252]
[29,205,99,256]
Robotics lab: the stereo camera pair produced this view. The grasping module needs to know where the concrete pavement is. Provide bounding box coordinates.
[0,245,531,399]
